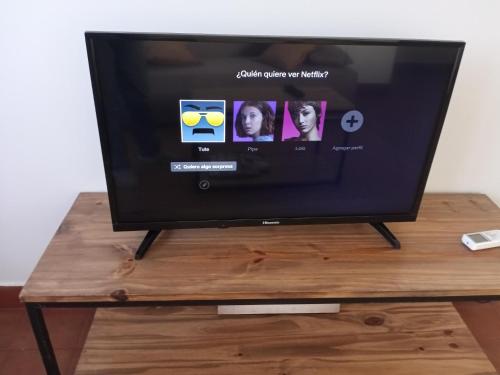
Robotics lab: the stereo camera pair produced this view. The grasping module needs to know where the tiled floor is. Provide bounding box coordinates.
[0,300,95,375]
[1,287,499,375]
[455,300,500,371]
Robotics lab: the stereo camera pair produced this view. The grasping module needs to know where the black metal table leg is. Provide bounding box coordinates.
[26,303,61,375]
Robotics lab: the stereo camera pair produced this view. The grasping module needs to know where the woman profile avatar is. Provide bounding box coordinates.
[284,101,324,141]
[234,101,275,142]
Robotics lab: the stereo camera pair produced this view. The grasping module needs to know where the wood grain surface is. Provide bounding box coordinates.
[75,303,497,375]
[20,193,500,303]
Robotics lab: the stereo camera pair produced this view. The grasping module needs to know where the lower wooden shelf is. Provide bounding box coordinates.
[75,303,496,375]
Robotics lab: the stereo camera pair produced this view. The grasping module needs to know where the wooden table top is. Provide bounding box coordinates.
[20,193,500,303]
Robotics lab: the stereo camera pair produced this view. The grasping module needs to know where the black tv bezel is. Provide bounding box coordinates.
[85,32,465,232]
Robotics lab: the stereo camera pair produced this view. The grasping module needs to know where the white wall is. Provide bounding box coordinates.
[1,0,499,285]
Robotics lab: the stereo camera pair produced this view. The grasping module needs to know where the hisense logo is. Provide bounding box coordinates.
[262,220,280,225]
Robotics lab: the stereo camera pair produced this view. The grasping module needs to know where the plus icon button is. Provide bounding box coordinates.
[346,115,358,128]
[341,110,364,133]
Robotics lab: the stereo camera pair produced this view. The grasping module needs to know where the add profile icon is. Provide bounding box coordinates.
[341,110,364,133]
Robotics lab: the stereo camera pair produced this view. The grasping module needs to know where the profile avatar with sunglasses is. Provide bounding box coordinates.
[179,99,226,143]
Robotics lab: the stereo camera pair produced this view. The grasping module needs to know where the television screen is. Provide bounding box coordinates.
[86,33,464,230]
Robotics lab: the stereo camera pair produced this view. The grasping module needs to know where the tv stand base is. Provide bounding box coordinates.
[135,230,161,260]
[135,223,401,259]
[370,222,401,249]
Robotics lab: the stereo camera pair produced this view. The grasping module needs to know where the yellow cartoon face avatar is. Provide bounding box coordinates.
[179,99,226,143]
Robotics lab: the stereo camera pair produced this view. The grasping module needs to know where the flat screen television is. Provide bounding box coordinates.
[85,32,464,256]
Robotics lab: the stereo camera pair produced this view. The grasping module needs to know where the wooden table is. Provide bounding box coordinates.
[20,193,500,374]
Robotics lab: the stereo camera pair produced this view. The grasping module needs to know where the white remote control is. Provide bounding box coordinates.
[462,230,500,251]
